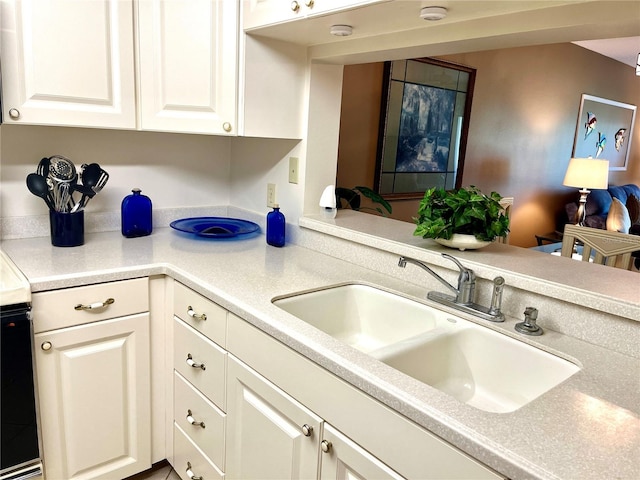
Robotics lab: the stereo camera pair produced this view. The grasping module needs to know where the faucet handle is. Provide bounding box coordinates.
[515,307,543,336]
[441,253,475,282]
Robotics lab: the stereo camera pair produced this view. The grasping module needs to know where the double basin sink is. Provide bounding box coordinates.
[273,284,579,414]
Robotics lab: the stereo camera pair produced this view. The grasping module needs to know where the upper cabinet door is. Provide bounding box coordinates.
[242,0,304,30]
[242,0,389,30]
[0,0,136,128]
[137,0,238,135]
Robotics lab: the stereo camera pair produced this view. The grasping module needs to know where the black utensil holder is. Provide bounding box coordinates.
[49,210,84,247]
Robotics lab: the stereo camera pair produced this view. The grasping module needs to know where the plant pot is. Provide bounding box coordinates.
[434,234,490,251]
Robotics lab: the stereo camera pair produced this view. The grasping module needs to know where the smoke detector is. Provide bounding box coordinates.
[330,25,353,36]
[420,6,447,21]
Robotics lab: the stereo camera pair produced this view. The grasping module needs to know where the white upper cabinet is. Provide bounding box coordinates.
[137,0,238,135]
[242,0,389,30]
[0,0,136,128]
[2,0,303,137]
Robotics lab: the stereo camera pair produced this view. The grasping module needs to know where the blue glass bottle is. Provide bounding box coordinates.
[266,205,285,247]
[121,188,152,238]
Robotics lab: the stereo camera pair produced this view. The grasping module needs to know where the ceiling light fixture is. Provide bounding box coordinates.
[330,25,353,37]
[636,53,640,76]
[420,6,447,21]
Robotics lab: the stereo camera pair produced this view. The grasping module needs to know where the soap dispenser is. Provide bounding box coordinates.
[121,188,152,238]
[266,204,285,247]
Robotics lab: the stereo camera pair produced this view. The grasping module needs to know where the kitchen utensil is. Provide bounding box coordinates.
[36,157,50,177]
[57,182,71,212]
[48,155,76,182]
[80,163,102,189]
[47,155,78,212]
[81,163,109,194]
[70,184,96,213]
[26,173,55,210]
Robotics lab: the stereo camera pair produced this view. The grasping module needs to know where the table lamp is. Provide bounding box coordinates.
[562,157,609,225]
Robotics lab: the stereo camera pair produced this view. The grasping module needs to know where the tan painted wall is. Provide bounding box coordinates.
[336,43,640,247]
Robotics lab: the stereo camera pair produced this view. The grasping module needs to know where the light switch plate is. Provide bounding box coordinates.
[288,157,299,184]
[267,183,277,207]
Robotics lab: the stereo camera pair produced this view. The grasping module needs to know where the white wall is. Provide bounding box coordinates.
[0,125,232,218]
[229,137,304,222]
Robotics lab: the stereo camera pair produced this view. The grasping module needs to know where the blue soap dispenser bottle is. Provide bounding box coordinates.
[121,188,153,238]
[266,204,285,247]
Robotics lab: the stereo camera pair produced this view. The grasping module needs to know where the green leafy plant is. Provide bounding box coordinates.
[335,186,392,216]
[414,186,509,241]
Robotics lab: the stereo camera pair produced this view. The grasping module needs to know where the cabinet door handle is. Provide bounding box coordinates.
[186,462,203,480]
[321,440,332,453]
[74,298,115,311]
[301,424,313,436]
[290,1,300,12]
[187,306,207,321]
[186,353,206,370]
[9,108,21,120]
[187,409,206,428]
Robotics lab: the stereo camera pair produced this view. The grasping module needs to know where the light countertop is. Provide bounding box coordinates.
[2,226,639,480]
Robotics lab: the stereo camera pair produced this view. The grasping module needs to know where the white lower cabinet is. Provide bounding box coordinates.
[32,278,151,480]
[226,313,504,480]
[170,282,228,477]
[226,355,322,479]
[320,423,405,480]
[168,281,504,480]
[225,353,405,480]
[173,423,224,480]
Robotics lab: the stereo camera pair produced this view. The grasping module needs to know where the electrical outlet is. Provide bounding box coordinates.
[267,183,277,207]
[288,157,299,184]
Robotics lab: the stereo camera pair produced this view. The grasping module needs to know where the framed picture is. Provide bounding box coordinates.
[374,58,475,199]
[572,94,636,171]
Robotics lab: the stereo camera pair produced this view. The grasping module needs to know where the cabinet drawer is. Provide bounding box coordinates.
[174,318,226,410]
[174,281,226,347]
[32,278,149,333]
[174,371,225,470]
[173,423,224,480]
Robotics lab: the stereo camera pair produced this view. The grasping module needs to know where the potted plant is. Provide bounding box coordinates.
[335,186,392,216]
[414,186,509,250]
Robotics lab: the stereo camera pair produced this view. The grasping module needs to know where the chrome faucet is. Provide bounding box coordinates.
[398,254,475,304]
[398,254,505,322]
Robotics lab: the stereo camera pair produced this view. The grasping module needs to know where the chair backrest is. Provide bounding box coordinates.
[561,224,640,270]
[496,196,514,244]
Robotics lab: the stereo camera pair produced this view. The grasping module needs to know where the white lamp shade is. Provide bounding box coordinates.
[562,157,609,189]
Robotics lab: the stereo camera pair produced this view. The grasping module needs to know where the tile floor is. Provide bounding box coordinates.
[124,461,180,480]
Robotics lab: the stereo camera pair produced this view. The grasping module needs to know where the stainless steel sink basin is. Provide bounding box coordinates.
[273,283,580,413]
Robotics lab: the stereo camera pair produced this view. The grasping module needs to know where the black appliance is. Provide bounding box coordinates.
[1,286,42,480]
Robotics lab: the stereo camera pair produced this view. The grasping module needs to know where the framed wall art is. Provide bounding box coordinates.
[572,94,636,171]
[374,58,475,199]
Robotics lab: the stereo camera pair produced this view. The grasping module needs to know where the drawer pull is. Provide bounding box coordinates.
[187,409,206,428]
[186,462,203,480]
[74,298,115,311]
[187,306,207,321]
[186,353,206,370]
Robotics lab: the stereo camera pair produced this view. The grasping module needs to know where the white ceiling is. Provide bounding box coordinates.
[573,36,640,67]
